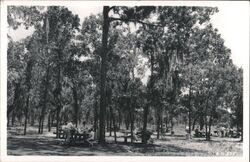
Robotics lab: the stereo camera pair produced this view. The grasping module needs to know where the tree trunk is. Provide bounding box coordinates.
[188,84,192,134]
[7,116,10,127]
[48,111,51,132]
[113,119,117,143]
[130,119,134,143]
[41,117,44,134]
[241,128,243,142]
[205,119,209,140]
[129,98,134,144]
[156,107,161,139]
[110,106,117,142]
[38,116,42,134]
[55,48,62,138]
[118,110,121,130]
[11,111,16,126]
[165,113,168,132]
[170,115,174,134]
[51,112,54,127]
[199,116,204,130]
[188,110,191,133]
[125,116,130,130]
[192,116,197,130]
[30,110,35,126]
[99,6,110,143]
[160,115,163,134]
[23,96,29,135]
[38,67,50,134]
[7,82,21,120]
[208,117,212,141]
[23,59,33,135]
[72,84,79,127]
[142,104,149,144]
[142,51,155,144]
[56,105,61,138]
[106,113,110,135]
[94,97,98,133]
[204,88,211,140]
[109,106,112,136]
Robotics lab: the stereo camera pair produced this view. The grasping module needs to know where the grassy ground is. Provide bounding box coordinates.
[7,125,243,156]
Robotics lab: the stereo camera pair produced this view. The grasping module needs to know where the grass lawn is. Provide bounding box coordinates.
[7,125,243,156]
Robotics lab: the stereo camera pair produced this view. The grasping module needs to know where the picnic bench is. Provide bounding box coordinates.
[120,130,133,143]
[194,129,206,138]
[53,129,96,146]
[120,129,153,143]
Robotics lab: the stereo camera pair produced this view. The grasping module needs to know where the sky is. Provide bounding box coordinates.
[8,4,249,69]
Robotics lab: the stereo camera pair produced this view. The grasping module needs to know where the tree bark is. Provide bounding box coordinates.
[118,110,121,130]
[142,51,155,144]
[72,84,79,127]
[38,67,50,134]
[170,115,174,134]
[94,97,98,133]
[23,59,33,135]
[41,117,44,134]
[56,49,62,138]
[208,116,212,141]
[129,98,135,143]
[106,113,110,135]
[110,105,117,142]
[99,6,110,143]
[8,81,22,122]
[30,109,35,126]
[192,116,197,130]
[142,104,149,144]
[109,106,112,136]
[51,111,55,127]
[199,115,204,130]
[38,115,42,134]
[11,111,16,126]
[156,107,161,139]
[204,96,210,141]
[188,84,192,134]
[10,81,22,126]
[113,116,117,143]
[48,111,51,132]
[24,96,29,135]
[241,129,243,142]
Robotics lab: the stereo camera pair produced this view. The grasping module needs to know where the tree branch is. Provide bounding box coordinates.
[109,17,164,28]
[108,6,116,12]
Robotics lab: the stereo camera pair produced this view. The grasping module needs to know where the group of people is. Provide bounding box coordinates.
[61,121,95,144]
[192,126,240,138]
[217,127,241,138]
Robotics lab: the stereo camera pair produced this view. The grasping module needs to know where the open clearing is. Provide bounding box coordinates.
[7,126,242,156]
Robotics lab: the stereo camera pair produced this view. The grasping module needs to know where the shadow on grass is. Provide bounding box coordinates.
[163,134,186,138]
[193,138,242,143]
[8,136,208,156]
[119,142,207,155]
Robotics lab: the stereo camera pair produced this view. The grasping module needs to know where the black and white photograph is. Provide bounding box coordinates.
[0,0,249,162]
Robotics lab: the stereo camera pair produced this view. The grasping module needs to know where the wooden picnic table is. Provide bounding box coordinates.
[120,130,153,143]
[54,129,95,146]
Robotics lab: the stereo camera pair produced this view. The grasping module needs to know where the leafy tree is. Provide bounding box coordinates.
[44,6,80,137]
[7,6,44,30]
[97,6,158,143]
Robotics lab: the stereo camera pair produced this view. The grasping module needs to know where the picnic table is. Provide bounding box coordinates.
[194,129,206,138]
[120,130,136,143]
[120,129,153,143]
[54,129,95,146]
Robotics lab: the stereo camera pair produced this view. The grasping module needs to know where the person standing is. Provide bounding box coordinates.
[63,120,76,144]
